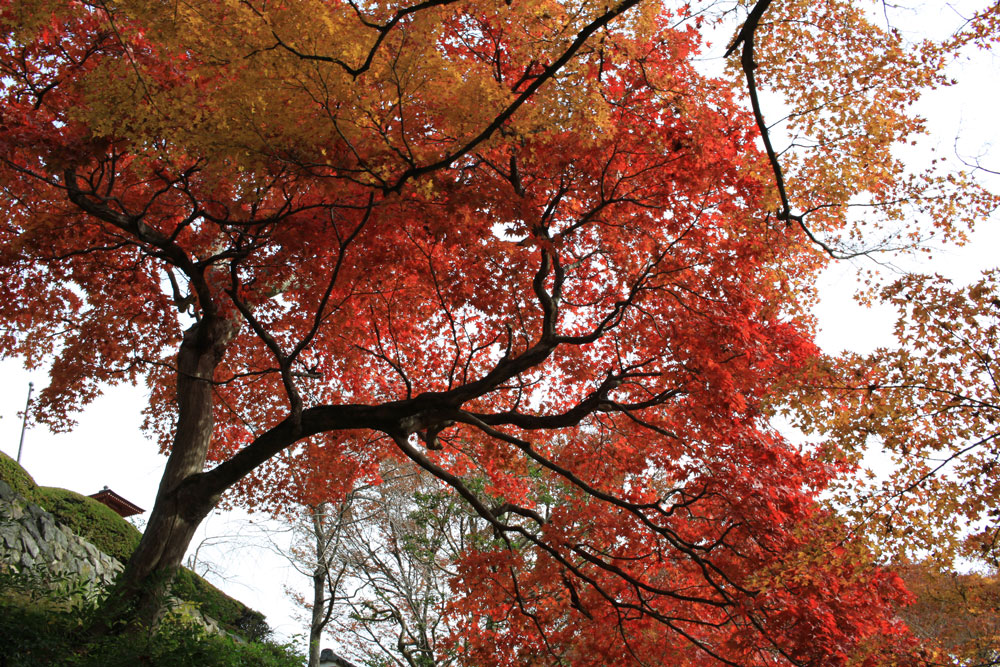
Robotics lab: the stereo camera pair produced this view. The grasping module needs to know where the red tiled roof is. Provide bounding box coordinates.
[89,486,145,518]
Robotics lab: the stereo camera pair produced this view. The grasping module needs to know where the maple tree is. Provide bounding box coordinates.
[795,272,1000,567]
[896,560,1000,666]
[0,0,993,663]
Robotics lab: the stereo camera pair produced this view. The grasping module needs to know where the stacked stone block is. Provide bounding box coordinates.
[0,479,122,589]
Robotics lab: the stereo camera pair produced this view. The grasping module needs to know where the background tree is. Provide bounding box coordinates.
[285,500,353,667]
[897,560,1000,666]
[274,461,468,667]
[0,0,992,663]
[311,462,472,667]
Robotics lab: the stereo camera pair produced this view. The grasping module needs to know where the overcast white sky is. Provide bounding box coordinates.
[1,0,998,652]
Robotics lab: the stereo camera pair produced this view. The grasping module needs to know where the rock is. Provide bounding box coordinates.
[0,498,22,521]
[22,515,44,546]
[25,503,46,523]
[57,526,75,548]
[1,522,21,548]
[81,540,99,560]
[21,531,39,559]
[39,516,58,541]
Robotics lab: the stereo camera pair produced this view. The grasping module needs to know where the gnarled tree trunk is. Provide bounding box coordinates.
[97,317,231,631]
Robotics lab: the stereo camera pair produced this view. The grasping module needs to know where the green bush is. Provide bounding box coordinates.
[0,449,37,499]
[0,586,301,667]
[0,565,104,667]
[73,613,302,667]
[0,592,78,666]
[32,486,142,563]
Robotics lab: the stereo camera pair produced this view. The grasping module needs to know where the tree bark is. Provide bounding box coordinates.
[309,565,326,667]
[97,316,231,631]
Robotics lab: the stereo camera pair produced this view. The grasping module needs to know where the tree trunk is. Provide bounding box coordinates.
[309,566,325,667]
[309,503,332,667]
[96,317,230,632]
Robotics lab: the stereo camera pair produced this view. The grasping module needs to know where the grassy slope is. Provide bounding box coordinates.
[0,450,269,640]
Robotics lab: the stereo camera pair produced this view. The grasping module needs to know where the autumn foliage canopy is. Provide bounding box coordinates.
[0,0,994,664]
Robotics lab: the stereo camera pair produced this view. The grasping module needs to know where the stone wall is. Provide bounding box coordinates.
[0,478,231,636]
[0,479,122,590]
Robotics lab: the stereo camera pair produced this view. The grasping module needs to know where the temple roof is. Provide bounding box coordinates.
[89,486,144,518]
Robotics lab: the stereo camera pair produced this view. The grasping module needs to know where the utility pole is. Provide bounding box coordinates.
[16,381,33,464]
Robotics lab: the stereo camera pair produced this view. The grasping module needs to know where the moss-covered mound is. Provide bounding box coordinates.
[27,487,267,638]
[0,449,37,499]
[0,570,301,667]
[1,452,139,562]
[172,569,271,642]
[32,486,143,563]
[0,455,272,641]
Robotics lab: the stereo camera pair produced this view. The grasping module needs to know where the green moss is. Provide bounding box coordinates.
[0,582,301,667]
[0,457,270,643]
[171,568,271,641]
[32,486,142,563]
[0,449,37,499]
[71,613,301,667]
